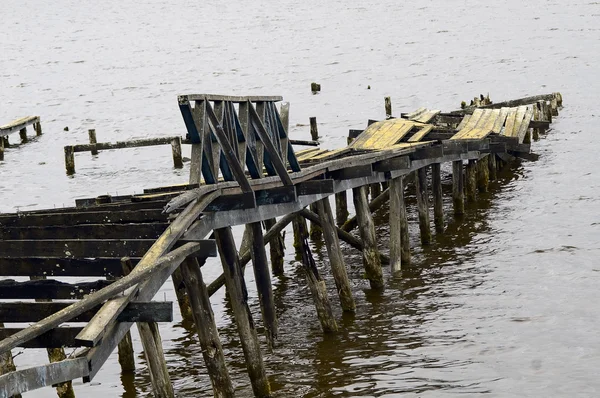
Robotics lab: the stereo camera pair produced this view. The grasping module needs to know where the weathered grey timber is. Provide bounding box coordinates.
[0,92,563,397]
[0,116,41,161]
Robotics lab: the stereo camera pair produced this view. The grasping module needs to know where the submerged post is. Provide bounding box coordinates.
[88,129,98,155]
[414,168,432,245]
[488,154,498,181]
[431,163,444,234]
[180,257,235,397]
[137,322,175,398]
[0,137,4,161]
[214,227,271,397]
[264,218,285,276]
[316,198,355,312]
[117,259,136,373]
[34,120,42,136]
[352,186,384,290]
[0,323,21,398]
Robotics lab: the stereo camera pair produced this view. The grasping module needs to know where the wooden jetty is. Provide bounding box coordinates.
[0,116,42,161]
[0,92,562,397]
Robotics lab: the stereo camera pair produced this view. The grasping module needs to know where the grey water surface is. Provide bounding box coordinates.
[1,0,600,396]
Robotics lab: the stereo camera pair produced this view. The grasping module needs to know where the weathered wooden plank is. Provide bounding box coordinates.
[0,358,88,398]
[296,180,334,196]
[0,328,83,348]
[328,164,373,180]
[183,94,283,103]
[0,302,173,323]
[0,223,168,240]
[407,124,434,142]
[0,279,112,300]
[0,116,39,136]
[70,136,180,153]
[515,106,534,143]
[0,239,159,259]
[0,257,133,277]
[0,209,167,227]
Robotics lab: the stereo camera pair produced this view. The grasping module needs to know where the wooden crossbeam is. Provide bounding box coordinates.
[0,302,172,323]
[0,257,136,277]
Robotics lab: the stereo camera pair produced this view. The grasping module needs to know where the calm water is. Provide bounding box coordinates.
[1,0,600,396]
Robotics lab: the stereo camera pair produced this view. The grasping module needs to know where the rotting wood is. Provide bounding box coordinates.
[385,96,392,119]
[293,215,338,333]
[0,222,168,241]
[477,155,490,192]
[488,153,497,181]
[466,160,477,202]
[316,198,355,312]
[248,222,278,348]
[171,136,184,168]
[414,168,432,245]
[309,202,322,240]
[335,191,348,226]
[214,227,271,397]
[452,161,465,215]
[169,266,194,324]
[180,257,235,397]
[0,322,21,398]
[352,186,384,290]
[431,163,444,234]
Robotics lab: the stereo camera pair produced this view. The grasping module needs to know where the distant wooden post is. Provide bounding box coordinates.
[465,160,477,202]
[477,156,489,193]
[171,137,183,168]
[0,322,22,398]
[19,127,28,143]
[452,161,464,215]
[316,198,355,312]
[0,137,4,161]
[214,227,271,397]
[248,221,278,348]
[385,96,392,119]
[309,117,319,141]
[414,168,432,245]
[352,186,384,290]
[550,98,559,116]
[34,121,42,136]
[389,177,408,274]
[88,129,98,155]
[64,146,76,175]
[431,163,444,234]
[311,82,321,92]
[309,203,322,240]
[293,215,338,332]
[264,218,285,276]
[335,191,349,226]
[137,322,175,398]
[180,257,235,396]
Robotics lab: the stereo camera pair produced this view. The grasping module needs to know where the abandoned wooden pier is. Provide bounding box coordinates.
[0,116,43,161]
[0,92,562,397]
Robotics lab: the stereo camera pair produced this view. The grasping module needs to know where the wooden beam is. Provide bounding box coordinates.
[0,223,168,240]
[0,209,166,227]
[0,327,83,348]
[0,239,160,259]
[0,257,134,278]
[0,279,112,300]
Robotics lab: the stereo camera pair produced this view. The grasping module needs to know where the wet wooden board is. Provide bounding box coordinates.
[515,106,535,143]
[349,119,422,150]
[0,116,39,136]
[492,107,510,133]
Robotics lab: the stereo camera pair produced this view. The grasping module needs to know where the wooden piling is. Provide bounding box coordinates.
[532,102,541,140]
[488,153,498,181]
[352,186,384,290]
[316,198,355,312]
[310,82,321,92]
[309,203,322,240]
[294,215,338,332]
[180,257,235,397]
[88,129,98,155]
[19,127,27,143]
[550,98,559,116]
[334,191,349,227]
[309,117,319,141]
[214,227,271,397]
[0,322,22,398]
[385,96,392,119]
[389,177,407,274]
[414,168,432,245]
[465,160,477,202]
[171,267,194,323]
[34,121,42,136]
[0,137,4,161]
[116,259,136,372]
[137,322,175,398]
[341,187,390,232]
[248,221,278,348]
[65,146,76,175]
[370,182,382,199]
[264,218,285,276]
[292,215,307,258]
[431,163,444,234]
[171,136,183,168]
[477,156,489,193]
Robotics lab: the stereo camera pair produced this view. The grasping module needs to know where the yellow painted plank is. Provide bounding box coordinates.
[309,147,351,161]
[350,119,415,150]
[491,107,510,134]
[350,120,394,148]
[506,106,528,137]
[369,122,415,149]
[295,148,324,161]
[408,125,434,142]
[460,109,501,139]
[405,107,427,120]
[516,106,534,143]
[451,109,485,140]
[502,108,519,136]
[413,110,440,123]
[456,114,471,130]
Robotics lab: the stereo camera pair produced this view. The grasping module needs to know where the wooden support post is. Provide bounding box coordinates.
[137,322,175,398]
[316,198,355,312]
[116,259,136,373]
[64,146,75,175]
[550,98,559,116]
[384,96,392,119]
[248,222,278,348]
[532,102,541,141]
[264,218,285,276]
[214,227,271,397]
[335,191,349,227]
[88,129,98,155]
[341,187,390,232]
[352,186,384,290]
[414,168,432,245]
[0,323,22,398]
[180,257,235,397]
[171,267,194,323]
[431,163,444,234]
[2,136,8,147]
[309,117,319,141]
[34,121,42,136]
[465,160,477,202]
[370,183,382,199]
[477,156,489,193]
[0,136,4,161]
[309,203,322,240]
[19,127,27,143]
[292,215,306,259]
[389,177,409,274]
[545,101,553,123]
[171,136,183,168]
[29,275,76,398]
[294,215,338,332]
[488,153,497,181]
